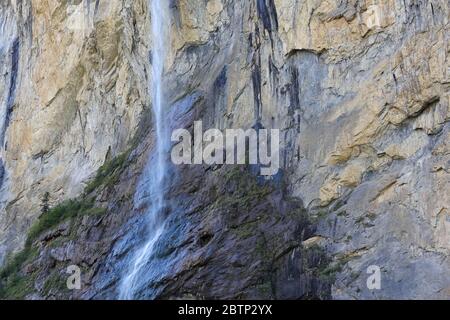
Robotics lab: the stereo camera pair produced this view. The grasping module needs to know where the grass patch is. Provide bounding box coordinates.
[214,167,273,211]
[0,149,131,299]
[1,197,106,299]
[315,254,353,282]
[26,198,103,247]
[255,280,273,297]
[0,245,38,299]
[42,272,67,296]
[232,219,261,239]
[84,150,130,194]
[0,246,38,280]
[0,273,36,300]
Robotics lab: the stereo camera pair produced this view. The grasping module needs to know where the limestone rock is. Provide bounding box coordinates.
[0,0,448,300]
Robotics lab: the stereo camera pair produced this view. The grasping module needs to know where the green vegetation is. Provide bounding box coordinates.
[317,262,343,281]
[26,198,104,247]
[232,219,262,239]
[42,272,67,296]
[84,150,131,194]
[255,280,273,297]
[0,244,38,299]
[0,245,38,281]
[0,273,36,300]
[0,150,129,299]
[216,167,275,239]
[0,145,134,299]
[40,192,50,215]
[214,167,273,211]
[0,196,106,299]
[315,253,353,282]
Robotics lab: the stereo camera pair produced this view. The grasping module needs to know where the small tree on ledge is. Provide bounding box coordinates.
[40,192,50,216]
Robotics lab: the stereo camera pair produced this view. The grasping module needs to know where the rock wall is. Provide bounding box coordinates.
[0,0,150,264]
[0,0,448,300]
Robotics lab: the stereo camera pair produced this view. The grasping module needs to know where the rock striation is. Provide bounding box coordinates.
[0,0,448,300]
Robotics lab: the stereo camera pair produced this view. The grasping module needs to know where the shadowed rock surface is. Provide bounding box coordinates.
[0,0,448,300]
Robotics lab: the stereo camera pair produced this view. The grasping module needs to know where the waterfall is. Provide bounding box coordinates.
[118,0,171,300]
[0,7,18,192]
[0,8,18,148]
[0,7,17,52]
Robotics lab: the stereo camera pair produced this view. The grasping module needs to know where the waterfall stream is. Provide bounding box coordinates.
[0,8,18,191]
[118,0,170,300]
[0,8,18,147]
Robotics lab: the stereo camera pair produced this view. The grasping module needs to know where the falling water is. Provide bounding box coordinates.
[0,8,18,148]
[0,7,18,192]
[118,0,170,299]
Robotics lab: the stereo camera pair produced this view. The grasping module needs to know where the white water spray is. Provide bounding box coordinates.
[0,8,18,146]
[119,0,170,300]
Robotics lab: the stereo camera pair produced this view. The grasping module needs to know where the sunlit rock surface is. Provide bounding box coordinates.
[0,0,448,300]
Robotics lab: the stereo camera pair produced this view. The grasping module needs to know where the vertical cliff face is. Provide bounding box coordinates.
[0,0,151,265]
[0,0,449,300]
